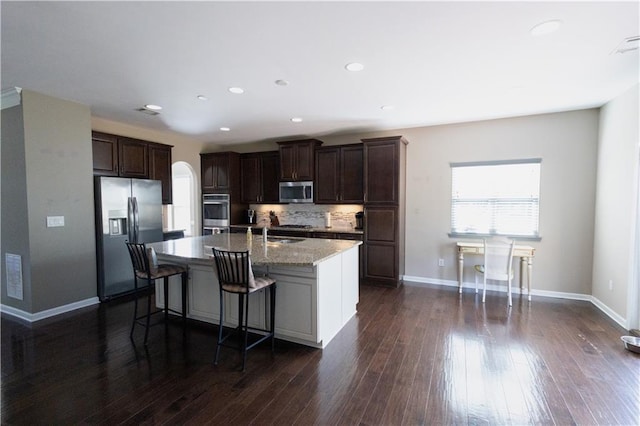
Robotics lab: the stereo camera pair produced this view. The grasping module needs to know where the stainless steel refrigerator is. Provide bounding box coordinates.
[94,176,163,301]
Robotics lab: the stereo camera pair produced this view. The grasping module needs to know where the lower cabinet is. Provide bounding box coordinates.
[363,206,400,286]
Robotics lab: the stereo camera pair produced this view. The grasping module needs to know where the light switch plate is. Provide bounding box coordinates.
[46,216,65,227]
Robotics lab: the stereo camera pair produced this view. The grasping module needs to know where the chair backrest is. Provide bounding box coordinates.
[125,241,152,274]
[483,237,515,281]
[211,248,256,290]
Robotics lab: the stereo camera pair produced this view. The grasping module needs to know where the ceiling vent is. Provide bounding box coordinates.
[135,107,160,116]
[612,36,640,54]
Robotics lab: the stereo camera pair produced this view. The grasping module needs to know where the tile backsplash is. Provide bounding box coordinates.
[250,204,363,229]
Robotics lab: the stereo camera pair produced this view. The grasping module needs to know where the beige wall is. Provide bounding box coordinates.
[1,90,97,313]
[592,84,640,324]
[314,110,600,297]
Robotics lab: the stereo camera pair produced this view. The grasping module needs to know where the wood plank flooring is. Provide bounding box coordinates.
[2,283,639,425]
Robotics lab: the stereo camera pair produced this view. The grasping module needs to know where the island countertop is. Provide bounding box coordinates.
[147,233,361,267]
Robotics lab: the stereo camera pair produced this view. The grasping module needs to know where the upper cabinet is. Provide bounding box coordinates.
[92,131,173,204]
[201,152,240,196]
[315,144,363,204]
[92,132,119,176]
[240,151,280,203]
[149,143,173,204]
[363,137,404,205]
[117,137,149,178]
[277,139,322,181]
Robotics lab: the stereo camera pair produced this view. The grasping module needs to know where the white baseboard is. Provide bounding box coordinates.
[1,297,100,323]
[590,296,627,329]
[402,275,626,329]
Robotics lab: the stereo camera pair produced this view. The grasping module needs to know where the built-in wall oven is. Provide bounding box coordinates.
[203,194,229,234]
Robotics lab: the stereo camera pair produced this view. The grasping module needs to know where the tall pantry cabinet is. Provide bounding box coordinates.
[362,136,408,288]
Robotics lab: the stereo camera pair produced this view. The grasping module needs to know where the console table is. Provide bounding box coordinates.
[456,241,535,300]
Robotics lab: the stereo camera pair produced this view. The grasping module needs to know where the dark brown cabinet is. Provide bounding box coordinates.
[92,132,119,176]
[92,131,173,204]
[201,152,240,194]
[149,143,173,204]
[363,139,401,205]
[315,144,363,204]
[277,139,322,181]
[118,137,148,178]
[362,136,408,287]
[240,151,280,203]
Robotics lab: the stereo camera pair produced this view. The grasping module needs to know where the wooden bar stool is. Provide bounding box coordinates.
[125,242,188,345]
[211,248,276,371]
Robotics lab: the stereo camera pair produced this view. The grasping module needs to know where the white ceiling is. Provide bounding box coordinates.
[2,1,638,145]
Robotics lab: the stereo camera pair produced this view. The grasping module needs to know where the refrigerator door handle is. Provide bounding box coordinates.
[132,196,140,243]
[127,196,134,242]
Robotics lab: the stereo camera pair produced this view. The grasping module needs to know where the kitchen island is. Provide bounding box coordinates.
[146,233,361,348]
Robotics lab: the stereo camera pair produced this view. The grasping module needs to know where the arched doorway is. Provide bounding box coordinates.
[171,161,197,237]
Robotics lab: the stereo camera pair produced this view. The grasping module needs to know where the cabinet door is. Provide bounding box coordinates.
[149,144,172,204]
[118,137,149,178]
[213,155,230,191]
[279,144,296,181]
[261,151,280,203]
[364,243,397,283]
[240,155,261,203]
[201,155,216,193]
[340,145,364,203]
[315,148,340,203]
[363,206,399,286]
[201,153,230,193]
[92,132,118,176]
[364,140,398,205]
[294,141,316,181]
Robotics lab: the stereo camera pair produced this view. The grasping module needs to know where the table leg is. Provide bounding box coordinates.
[527,256,533,301]
[520,257,526,292]
[458,251,464,293]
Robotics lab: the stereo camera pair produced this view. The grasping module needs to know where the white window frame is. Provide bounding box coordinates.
[449,159,542,240]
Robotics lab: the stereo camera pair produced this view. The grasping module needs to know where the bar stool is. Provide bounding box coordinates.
[211,248,276,371]
[125,242,188,345]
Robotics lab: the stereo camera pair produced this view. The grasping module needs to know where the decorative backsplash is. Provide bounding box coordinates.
[250,204,363,229]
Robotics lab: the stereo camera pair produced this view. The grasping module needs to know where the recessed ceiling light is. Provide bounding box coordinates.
[345,62,364,72]
[220,127,230,132]
[196,95,208,101]
[290,117,303,123]
[530,20,562,36]
[144,104,162,110]
[228,87,244,94]
[275,79,289,86]
[381,105,395,111]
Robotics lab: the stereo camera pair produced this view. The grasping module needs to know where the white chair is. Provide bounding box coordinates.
[474,237,516,306]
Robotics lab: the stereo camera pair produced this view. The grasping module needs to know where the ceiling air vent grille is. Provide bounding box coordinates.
[135,107,160,116]
[612,36,640,54]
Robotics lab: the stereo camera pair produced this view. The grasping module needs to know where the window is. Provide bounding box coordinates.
[450,159,541,238]
[171,162,197,236]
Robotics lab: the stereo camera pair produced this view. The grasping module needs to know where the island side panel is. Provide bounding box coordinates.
[265,265,318,345]
[341,246,359,324]
[317,254,344,347]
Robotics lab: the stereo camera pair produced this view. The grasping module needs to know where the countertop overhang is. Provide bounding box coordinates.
[147,234,361,267]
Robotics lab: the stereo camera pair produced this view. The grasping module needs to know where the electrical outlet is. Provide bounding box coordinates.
[608,280,613,291]
[438,258,445,267]
[46,216,65,227]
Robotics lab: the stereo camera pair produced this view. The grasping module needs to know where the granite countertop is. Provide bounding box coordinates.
[147,233,361,267]
[230,224,364,235]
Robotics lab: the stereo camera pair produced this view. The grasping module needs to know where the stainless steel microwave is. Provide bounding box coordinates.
[279,181,313,203]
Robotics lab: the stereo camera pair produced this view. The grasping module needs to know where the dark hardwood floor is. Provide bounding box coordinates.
[2,283,639,425]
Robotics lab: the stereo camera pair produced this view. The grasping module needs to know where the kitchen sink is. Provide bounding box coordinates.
[267,237,304,244]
